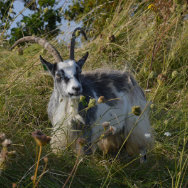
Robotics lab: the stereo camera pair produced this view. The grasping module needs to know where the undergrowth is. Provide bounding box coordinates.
[0,0,187,187]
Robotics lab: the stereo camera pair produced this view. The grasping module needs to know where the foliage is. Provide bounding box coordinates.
[10,0,62,43]
[63,0,120,37]
[0,0,15,39]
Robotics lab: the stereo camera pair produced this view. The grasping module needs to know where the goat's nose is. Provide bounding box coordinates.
[72,86,81,92]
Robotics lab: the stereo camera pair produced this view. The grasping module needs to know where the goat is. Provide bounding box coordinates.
[11,28,153,161]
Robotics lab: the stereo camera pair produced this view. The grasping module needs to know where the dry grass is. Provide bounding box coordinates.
[0,0,187,187]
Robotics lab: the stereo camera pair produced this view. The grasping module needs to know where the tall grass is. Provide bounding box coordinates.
[0,0,187,187]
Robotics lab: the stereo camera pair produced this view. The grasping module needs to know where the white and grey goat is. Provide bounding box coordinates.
[11,28,153,160]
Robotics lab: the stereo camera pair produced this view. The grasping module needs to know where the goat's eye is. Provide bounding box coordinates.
[64,76,70,83]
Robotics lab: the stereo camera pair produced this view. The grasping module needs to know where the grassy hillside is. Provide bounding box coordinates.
[0,1,187,187]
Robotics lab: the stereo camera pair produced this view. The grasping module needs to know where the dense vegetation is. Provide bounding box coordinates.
[0,0,187,187]
[0,0,62,42]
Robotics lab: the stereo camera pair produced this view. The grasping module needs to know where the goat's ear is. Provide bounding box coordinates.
[40,55,56,76]
[77,52,89,68]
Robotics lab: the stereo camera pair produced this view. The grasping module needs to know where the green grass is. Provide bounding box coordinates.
[0,0,187,187]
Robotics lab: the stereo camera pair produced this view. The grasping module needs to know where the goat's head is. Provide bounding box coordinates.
[11,28,89,98]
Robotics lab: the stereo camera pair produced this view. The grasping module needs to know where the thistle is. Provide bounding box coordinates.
[75,30,81,37]
[32,130,51,188]
[98,96,105,104]
[88,98,96,109]
[102,121,110,131]
[132,106,142,116]
[172,70,178,78]
[77,138,86,147]
[80,95,87,107]
[32,130,51,146]
[0,135,15,175]
[157,73,167,85]
[18,48,23,55]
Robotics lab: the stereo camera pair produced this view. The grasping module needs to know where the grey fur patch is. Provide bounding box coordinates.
[80,69,141,106]
[75,69,141,153]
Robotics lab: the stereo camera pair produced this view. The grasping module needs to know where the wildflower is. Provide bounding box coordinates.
[157,73,167,84]
[80,95,87,107]
[75,30,80,37]
[80,95,85,102]
[18,48,23,55]
[148,4,155,10]
[9,8,13,13]
[21,22,25,27]
[98,96,105,104]
[0,137,14,176]
[144,133,151,138]
[102,121,110,130]
[108,35,115,42]
[89,30,94,36]
[32,130,51,146]
[77,138,86,146]
[2,139,12,147]
[132,106,142,116]
[43,157,48,163]
[44,8,48,13]
[164,120,169,125]
[150,104,154,109]
[109,126,116,135]
[172,71,178,78]
[100,134,105,139]
[106,18,110,23]
[31,176,34,181]
[164,132,171,137]
[0,133,6,142]
[88,98,96,108]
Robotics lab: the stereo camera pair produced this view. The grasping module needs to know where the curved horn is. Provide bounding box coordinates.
[10,36,63,62]
[70,27,87,60]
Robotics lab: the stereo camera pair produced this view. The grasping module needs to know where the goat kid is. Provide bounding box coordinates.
[11,28,153,161]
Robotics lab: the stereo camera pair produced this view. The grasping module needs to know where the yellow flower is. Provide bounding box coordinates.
[148,4,155,10]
